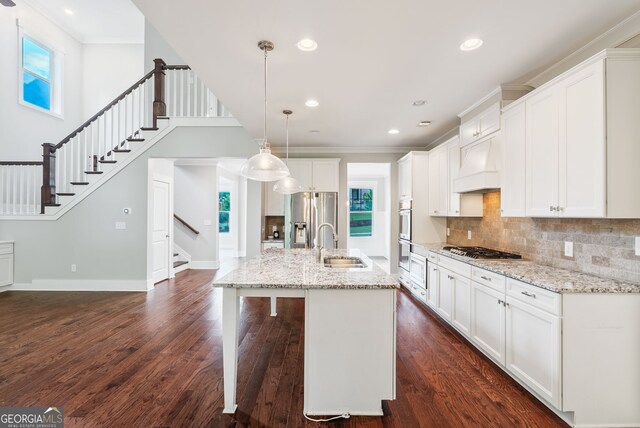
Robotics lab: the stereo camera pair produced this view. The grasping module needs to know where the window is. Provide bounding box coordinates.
[219,191,230,233]
[349,188,373,237]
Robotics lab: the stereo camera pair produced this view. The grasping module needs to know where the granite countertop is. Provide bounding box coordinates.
[412,242,640,294]
[213,248,399,290]
[262,239,284,243]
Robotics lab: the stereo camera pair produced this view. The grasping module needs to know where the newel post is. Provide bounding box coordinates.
[41,143,56,214]
[152,58,167,128]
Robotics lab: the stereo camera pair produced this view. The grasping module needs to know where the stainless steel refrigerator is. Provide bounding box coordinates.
[285,192,338,249]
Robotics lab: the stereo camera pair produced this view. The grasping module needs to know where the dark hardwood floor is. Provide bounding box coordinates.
[0,269,568,427]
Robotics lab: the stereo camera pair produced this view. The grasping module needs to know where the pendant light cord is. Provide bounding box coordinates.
[285,114,289,160]
[263,46,268,148]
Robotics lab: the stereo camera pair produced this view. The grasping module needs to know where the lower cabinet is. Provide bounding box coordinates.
[505,296,562,409]
[426,263,439,309]
[451,272,471,337]
[436,268,453,321]
[471,281,506,364]
[0,242,14,287]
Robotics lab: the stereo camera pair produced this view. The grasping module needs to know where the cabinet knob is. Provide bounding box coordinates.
[549,205,556,212]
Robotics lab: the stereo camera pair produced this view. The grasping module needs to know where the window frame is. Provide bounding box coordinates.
[17,23,64,119]
[218,191,231,234]
[348,186,374,238]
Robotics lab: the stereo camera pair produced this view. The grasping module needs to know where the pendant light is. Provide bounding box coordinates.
[240,40,290,182]
[273,110,303,194]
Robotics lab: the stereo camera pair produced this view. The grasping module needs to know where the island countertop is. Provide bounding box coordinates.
[213,248,399,289]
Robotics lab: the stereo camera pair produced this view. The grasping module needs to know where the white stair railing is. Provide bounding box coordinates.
[0,162,42,215]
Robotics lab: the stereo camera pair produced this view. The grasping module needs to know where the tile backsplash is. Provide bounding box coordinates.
[447,192,640,284]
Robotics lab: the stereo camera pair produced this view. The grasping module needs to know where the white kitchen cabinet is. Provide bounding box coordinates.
[398,155,412,201]
[426,261,439,309]
[459,102,501,147]
[0,242,14,287]
[447,138,483,217]
[436,267,453,321]
[451,271,471,337]
[286,159,340,192]
[523,50,640,218]
[263,183,285,216]
[471,281,506,364]
[428,145,448,216]
[505,296,562,409]
[500,102,526,217]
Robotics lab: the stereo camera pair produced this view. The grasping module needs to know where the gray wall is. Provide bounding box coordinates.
[144,19,185,66]
[0,125,261,286]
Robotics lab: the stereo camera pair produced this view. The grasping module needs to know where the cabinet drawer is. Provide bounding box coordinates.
[0,243,13,255]
[471,267,506,293]
[410,280,428,303]
[427,251,439,264]
[437,255,471,278]
[506,278,561,316]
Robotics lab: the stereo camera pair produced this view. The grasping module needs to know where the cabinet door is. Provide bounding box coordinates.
[438,148,449,216]
[264,183,285,216]
[558,60,606,218]
[426,263,439,309]
[428,147,447,216]
[0,254,13,286]
[451,273,471,337]
[398,156,411,200]
[436,268,453,321]
[312,160,340,192]
[478,103,501,138]
[526,86,559,217]
[471,282,505,365]
[501,103,526,217]
[460,119,479,147]
[506,297,562,409]
[286,160,313,191]
[447,139,461,216]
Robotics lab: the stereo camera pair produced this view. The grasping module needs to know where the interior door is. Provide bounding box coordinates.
[152,180,171,283]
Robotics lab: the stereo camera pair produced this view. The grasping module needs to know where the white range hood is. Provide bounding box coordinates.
[453,137,501,193]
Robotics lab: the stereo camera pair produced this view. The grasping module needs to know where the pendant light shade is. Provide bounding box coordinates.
[274,110,302,194]
[240,145,290,182]
[241,40,290,182]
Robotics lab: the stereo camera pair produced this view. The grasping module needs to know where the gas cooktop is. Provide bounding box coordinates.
[442,246,522,260]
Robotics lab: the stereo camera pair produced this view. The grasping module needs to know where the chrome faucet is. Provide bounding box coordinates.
[314,223,338,263]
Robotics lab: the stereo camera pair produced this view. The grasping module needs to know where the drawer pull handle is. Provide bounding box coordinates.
[420,292,426,296]
[521,291,537,299]
[498,299,503,305]
[448,275,454,280]
[480,275,492,281]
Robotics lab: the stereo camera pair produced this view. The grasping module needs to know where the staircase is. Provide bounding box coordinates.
[0,59,231,219]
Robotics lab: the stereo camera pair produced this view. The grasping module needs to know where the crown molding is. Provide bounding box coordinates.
[272,146,416,155]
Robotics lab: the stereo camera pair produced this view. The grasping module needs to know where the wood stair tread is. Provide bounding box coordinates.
[44,203,61,207]
[173,260,188,268]
[99,160,117,164]
[70,182,89,185]
[140,127,159,131]
[85,171,103,174]
[113,149,131,153]
[127,138,145,142]
[56,192,75,196]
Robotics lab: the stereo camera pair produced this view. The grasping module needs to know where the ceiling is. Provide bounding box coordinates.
[133,0,640,149]
[23,0,144,43]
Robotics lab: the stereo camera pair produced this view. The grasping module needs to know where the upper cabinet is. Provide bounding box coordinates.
[398,156,412,201]
[263,182,285,216]
[428,137,482,218]
[460,102,501,147]
[500,102,526,217]
[397,151,429,202]
[286,159,340,193]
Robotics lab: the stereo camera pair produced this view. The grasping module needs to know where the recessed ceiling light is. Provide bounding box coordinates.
[412,100,427,106]
[388,129,400,135]
[418,121,432,127]
[64,8,74,15]
[460,38,483,51]
[305,99,319,107]
[297,38,318,52]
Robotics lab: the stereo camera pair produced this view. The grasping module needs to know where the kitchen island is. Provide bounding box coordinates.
[213,248,399,417]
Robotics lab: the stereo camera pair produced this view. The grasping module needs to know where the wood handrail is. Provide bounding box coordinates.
[174,214,200,235]
[0,161,43,166]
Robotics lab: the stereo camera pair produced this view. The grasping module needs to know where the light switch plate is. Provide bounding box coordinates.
[446,227,450,237]
[71,264,77,273]
[467,230,472,240]
[116,221,126,230]
[564,241,574,258]
[635,237,640,256]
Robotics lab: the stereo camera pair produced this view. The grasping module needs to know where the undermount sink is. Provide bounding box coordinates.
[323,256,367,268]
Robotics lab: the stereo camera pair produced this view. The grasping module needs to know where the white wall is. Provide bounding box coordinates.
[0,125,262,289]
[82,43,144,119]
[173,165,219,266]
[0,2,84,160]
[144,19,184,66]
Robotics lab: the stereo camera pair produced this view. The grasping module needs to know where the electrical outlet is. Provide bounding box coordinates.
[71,264,77,273]
[115,221,126,230]
[564,241,574,258]
[446,227,450,237]
[467,230,472,240]
[635,237,640,256]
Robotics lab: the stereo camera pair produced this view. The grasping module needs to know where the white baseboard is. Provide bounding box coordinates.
[190,260,220,269]
[11,279,150,292]
[0,284,11,293]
